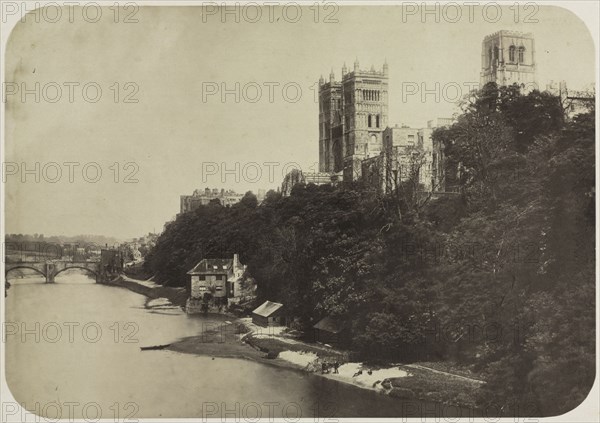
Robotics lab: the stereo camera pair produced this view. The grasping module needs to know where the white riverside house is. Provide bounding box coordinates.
[186,253,248,313]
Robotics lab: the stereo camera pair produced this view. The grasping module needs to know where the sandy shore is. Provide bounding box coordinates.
[164,321,410,396]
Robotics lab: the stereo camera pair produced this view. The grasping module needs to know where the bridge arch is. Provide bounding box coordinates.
[5,266,47,279]
[53,266,98,280]
[5,261,103,283]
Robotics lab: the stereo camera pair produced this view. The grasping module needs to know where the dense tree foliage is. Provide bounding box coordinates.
[145,83,594,416]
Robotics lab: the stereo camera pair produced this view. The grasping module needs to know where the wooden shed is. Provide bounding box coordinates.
[252,301,284,327]
[313,316,345,345]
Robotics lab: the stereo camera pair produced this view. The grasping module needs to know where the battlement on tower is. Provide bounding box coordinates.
[318,60,389,180]
[319,60,388,88]
[481,30,536,90]
[483,30,534,41]
[343,67,387,80]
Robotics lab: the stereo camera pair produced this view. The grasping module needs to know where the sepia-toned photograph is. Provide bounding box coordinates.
[1,2,598,421]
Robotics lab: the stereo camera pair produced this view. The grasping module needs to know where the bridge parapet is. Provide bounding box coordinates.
[5,260,102,283]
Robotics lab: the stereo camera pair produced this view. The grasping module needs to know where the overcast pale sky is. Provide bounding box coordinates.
[3,4,596,239]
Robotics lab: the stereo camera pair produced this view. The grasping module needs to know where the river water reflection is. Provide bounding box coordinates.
[5,271,457,419]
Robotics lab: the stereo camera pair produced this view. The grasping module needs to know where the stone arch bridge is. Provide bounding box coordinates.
[5,260,103,283]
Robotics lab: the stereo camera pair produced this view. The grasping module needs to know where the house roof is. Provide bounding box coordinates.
[252,301,283,317]
[313,316,343,334]
[187,258,232,275]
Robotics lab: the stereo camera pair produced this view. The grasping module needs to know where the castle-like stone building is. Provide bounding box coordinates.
[180,188,244,214]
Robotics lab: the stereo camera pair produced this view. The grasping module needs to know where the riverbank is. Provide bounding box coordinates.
[112,274,484,409]
[166,317,483,409]
[103,274,189,308]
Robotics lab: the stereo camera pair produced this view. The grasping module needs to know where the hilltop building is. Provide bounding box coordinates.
[316,59,453,193]
[480,30,536,90]
[480,31,593,120]
[303,30,588,197]
[180,188,244,214]
[318,60,389,182]
[280,169,340,196]
[362,118,452,194]
[546,80,595,120]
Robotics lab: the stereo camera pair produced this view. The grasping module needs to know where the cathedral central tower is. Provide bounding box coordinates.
[480,30,536,90]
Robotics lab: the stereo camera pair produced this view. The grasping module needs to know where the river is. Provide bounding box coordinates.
[4,270,455,419]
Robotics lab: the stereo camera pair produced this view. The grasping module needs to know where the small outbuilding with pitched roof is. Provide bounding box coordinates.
[252,301,284,327]
[313,316,346,346]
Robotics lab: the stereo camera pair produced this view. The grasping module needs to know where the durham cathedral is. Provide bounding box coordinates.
[314,30,540,194]
[318,59,389,181]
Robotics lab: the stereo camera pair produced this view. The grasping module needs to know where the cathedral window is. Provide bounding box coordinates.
[368,115,372,128]
[376,115,380,128]
[493,46,499,64]
[488,48,493,67]
[509,45,515,62]
[518,47,525,63]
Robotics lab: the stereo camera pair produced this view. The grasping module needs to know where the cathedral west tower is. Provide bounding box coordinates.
[319,60,389,181]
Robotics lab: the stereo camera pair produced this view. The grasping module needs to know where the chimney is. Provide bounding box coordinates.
[233,253,239,268]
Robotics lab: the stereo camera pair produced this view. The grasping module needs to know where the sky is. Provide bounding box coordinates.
[3,3,597,240]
